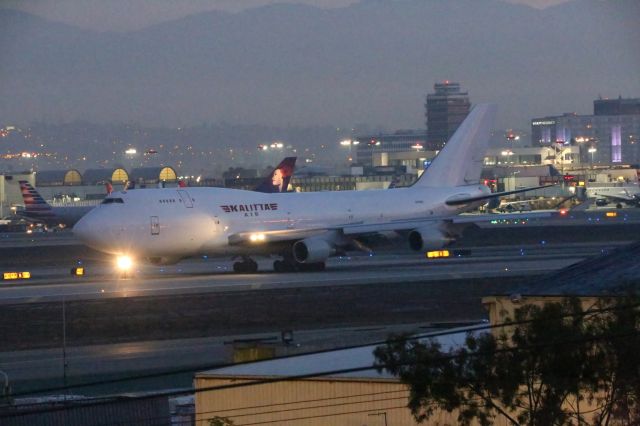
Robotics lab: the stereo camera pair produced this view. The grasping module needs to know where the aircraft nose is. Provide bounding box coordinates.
[73,215,93,244]
[73,212,107,250]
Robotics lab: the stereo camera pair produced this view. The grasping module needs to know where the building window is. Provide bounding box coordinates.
[611,125,622,163]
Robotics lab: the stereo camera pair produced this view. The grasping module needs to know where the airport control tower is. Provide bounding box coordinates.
[425,81,471,151]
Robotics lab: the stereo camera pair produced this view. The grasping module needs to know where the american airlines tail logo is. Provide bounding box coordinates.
[220,203,278,217]
[18,180,56,218]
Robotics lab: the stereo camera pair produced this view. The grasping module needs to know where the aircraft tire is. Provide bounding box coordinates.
[233,259,258,274]
[273,260,285,273]
[247,259,258,273]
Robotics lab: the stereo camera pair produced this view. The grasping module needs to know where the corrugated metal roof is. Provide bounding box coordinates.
[516,240,640,296]
[197,325,478,380]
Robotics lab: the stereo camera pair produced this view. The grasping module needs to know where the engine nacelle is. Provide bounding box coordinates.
[293,238,334,263]
[408,225,452,251]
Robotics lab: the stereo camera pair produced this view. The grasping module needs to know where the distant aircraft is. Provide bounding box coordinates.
[495,199,533,213]
[587,186,640,208]
[18,181,97,227]
[73,104,550,273]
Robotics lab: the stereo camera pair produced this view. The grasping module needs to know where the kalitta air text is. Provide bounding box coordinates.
[220,203,278,217]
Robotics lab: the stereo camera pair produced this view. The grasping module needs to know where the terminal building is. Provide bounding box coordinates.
[352,130,431,170]
[531,97,640,166]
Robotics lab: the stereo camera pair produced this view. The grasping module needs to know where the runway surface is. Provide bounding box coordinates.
[0,241,621,304]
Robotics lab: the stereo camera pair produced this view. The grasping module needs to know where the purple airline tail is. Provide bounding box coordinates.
[254,157,297,193]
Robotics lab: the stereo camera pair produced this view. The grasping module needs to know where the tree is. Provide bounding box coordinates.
[208,416,235,426]
[374,297,640,426]
[587,296,640,425]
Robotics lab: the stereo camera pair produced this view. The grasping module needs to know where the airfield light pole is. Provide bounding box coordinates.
[62,296,68,402]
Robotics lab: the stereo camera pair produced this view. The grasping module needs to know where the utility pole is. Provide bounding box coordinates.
[62,296,68,402]
[0,370,11,405]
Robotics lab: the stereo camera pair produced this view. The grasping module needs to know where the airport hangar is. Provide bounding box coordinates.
[0,166,177,217]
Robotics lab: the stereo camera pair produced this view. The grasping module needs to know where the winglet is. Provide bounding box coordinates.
[254,157,297,193]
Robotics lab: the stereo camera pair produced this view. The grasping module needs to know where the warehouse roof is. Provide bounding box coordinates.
[197,325,479,380]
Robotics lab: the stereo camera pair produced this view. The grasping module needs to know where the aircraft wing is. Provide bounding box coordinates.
[450,211,556,223]
[594,193,635,202]
[227,210,556,246]
[445,184,555,206]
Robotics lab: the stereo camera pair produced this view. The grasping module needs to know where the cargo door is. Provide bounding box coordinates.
[177,190,193,208]
[150,216,160,235]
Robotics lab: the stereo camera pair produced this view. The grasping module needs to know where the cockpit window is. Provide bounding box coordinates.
[101,198,124,204]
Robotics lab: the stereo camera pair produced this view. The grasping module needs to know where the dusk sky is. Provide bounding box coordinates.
[1,0,638,131]
[5,0,571,31]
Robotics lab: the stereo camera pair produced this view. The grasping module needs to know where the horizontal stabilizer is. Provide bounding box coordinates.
[445,184,556,206]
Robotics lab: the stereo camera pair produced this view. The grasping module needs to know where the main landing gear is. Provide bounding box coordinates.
[230,256,326,274]
[232,257,258,273]
[273,259,325,273]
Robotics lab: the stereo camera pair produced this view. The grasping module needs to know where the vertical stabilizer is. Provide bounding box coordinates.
[254,157,297,193]
[415,103,496,187]
[18,180,56,220]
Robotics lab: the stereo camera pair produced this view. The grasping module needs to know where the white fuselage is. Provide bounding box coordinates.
[73,184,489,260]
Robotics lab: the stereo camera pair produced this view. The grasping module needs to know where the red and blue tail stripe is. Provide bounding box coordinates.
[18,180,56,219]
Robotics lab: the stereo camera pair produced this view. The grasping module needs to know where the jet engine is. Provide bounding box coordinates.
[293,238,334,263]
[408,224,452,251]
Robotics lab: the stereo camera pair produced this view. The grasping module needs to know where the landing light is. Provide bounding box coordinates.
[116,255,133,271]
[249,233,266,243]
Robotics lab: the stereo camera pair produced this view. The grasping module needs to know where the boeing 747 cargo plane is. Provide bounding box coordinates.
[73,104,547,273]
